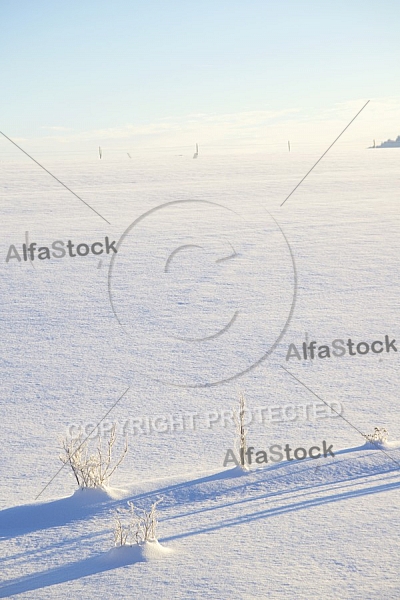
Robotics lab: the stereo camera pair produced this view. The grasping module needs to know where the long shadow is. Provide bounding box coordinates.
[128,467,245,502]
[0,469,241,540]
[0,547,146,598]
[1,475,398,597]
[2,445,398,541]
[0,491,120,540]
[0,530,106,567]
[162,478,400,542]
[127,447,399,515]
[127,445,397,506]
[162,466,399,525]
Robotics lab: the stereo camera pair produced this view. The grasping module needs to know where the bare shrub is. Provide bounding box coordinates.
[134,499,162,543]
[233,391,249,469]
[363,427,389,444]
[114,502,135,547]
[60,424,128,488]
[113,499,163,546]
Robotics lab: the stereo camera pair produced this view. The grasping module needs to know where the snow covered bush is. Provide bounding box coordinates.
[233,391,250,470]
[134,499,162,543]
[363,427,389,444]
[114,502,135,547]
[113,499,162,546]
[60,424,128,488]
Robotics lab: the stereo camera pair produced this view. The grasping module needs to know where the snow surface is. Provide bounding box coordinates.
[1,150,400,598]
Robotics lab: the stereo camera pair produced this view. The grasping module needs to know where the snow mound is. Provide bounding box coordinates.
[224,465,252,478]
[105,541,173,566]
[70,485,126,504]
[362,439,400,451]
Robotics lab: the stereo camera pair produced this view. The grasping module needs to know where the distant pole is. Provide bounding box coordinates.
[288,140,291,152]
[99,146,102,159]
[373,139,375,148]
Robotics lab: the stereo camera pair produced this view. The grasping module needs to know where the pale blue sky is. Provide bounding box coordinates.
[1,0,399,153]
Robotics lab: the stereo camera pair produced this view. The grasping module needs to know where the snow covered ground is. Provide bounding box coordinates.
[1,148,399,598]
